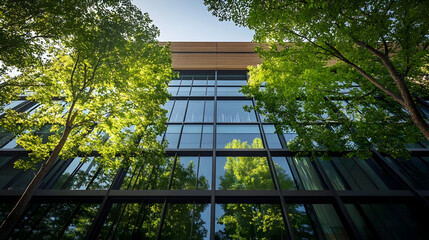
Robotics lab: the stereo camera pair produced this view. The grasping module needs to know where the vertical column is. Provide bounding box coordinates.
[210,70,217,240]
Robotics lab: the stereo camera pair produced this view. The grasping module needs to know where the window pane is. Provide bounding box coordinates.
[198,157,212,190]
[170,79,181,85]
[313,204,350,240]
[177,86,190,96]
[12,203,100,239]
[190,87,206,96]
[162,101,174,120]
[163,204,210,240]
[167,87,178,96]
[215,204,286,238]
[272,157,297,190]
[181,80,192,85]
[206,87,214,96]
[169,101,187,122]
[263,125,283,148]
[216,125,262,149]
[216,156,274,190]
[217,101,256,122]
[204,101,214,122]
[193,80,207,86]
[172,156,198,190]
[165,125,181,148]
[216,87,244,96]
[217,80,247,86]
[185,101,204,122]
[292,157,325,190]
[100,203,163,239]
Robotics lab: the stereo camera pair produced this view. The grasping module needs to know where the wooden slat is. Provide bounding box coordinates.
[165,42,263,70]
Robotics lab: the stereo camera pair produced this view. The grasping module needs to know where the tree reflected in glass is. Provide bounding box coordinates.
[216,138,316,239]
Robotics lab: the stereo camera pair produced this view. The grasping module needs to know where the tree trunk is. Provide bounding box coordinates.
[0,113,77,240]
[378,58,429,140]
[354,41,429,140]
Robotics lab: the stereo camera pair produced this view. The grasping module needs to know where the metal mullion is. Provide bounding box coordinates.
[209,70,218,240]
[313,160,364,240]
[254,98,296,240]
[156,153,178,239]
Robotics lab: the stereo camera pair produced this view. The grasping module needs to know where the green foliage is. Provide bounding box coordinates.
[0,1,174,171]
[205,0,429,158]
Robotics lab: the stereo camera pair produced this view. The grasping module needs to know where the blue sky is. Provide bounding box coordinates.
[132,0,254,42]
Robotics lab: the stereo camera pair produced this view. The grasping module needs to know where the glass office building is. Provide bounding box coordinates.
[1,42,429,239]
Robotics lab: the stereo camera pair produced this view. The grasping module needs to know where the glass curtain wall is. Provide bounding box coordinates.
[0,70,429,239]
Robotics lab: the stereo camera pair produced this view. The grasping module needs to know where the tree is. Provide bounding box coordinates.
[204,0,429,158]
[0,1,174,238]
[0,0,122,109]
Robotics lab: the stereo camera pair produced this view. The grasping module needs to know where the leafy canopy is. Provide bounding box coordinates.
[0,0,173,170]
[205,0,429,158]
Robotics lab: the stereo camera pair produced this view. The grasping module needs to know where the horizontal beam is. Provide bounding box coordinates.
[0,190,427,204]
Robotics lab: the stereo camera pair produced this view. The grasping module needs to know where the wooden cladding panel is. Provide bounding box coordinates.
[172,52,262,70]
[161,42,263,70]
[168,42,260,53]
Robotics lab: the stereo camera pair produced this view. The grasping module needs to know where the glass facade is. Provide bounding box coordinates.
[1,69,429,239]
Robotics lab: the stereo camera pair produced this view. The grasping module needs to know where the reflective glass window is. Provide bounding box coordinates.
[193,80,207,86]
[204,100,214,122]
[201,125,213,148]
[217,73,247,80]
[216,125,262,149]
[52,157,114,190]
[180,125,202,149]
[190,86,206,96]
[162,101,174,120]
[172,156,211,190]
[164,125,181,148]
[263,125,283,148]
[216,87,244,96]
[177,86,190,96]
[0,100,25,115]
[206,87,214,96]
[291,157,325,190]
[356,204,428,239]
[215,204,286,238]
[324,158,391,191]
[272,157,297,190]
[170,79,181,85]
[217,80,247,86]
[169,100,187,122]
[217,100,256,122]
[163,204,210,240]
[12,203,100,239]
[383,156,429,190]
[100,203,163,239]
[167,87,178,96]
[185,101,204,122]
[121,157,174,190]
[313,204,350,240]
[216,156,273,190]
[181,80,192,85]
